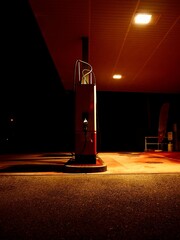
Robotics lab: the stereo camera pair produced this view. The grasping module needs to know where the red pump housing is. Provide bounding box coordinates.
[74,60,97,163]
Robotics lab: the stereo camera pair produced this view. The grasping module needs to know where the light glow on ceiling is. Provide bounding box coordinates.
[113,74,122,79]
[134,13,152,24]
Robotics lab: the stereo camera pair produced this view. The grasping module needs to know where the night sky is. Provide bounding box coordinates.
[1,0,180,153]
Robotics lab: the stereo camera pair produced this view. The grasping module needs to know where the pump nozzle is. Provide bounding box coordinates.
[83,118,88,133]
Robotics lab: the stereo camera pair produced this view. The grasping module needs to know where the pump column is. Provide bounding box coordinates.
[75,83,97,163]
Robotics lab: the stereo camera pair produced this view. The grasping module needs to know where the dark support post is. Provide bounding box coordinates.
[82,36,89,63]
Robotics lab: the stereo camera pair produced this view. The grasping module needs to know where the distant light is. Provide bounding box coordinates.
[113,74,122,79]
[10,118,14,122]
[134,14,152,24]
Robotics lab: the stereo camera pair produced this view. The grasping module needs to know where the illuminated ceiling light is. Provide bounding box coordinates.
[134,13,152,24]
[113,74,122,79]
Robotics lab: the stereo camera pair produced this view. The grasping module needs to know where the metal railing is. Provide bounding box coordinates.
[145,136,168,151]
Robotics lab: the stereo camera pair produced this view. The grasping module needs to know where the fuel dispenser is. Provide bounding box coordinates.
[74,60,97,163]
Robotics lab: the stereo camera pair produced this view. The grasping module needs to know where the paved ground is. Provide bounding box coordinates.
[98,151,180,174]
[0,152,179,239]
[0,174,179,240]
[0,151,180,174]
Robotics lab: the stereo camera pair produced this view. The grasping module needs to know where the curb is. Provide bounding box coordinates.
[64,156,107,173]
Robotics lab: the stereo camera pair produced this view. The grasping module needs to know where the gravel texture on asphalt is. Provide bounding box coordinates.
[0,174,180,240]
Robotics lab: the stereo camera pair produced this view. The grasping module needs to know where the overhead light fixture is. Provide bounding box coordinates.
[113,74,122,79]
[134,13,152,24]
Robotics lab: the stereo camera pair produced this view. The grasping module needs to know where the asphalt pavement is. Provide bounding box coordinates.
[0,174,179,240]
[0,151,180,239]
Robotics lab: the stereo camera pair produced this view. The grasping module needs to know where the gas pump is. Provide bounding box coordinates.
[74,60,97,164]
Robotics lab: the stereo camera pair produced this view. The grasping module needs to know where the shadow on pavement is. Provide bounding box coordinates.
[0,163,65,173]
[0,164,64,173]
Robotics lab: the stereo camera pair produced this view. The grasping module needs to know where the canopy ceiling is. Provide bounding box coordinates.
[29,0,180,93]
